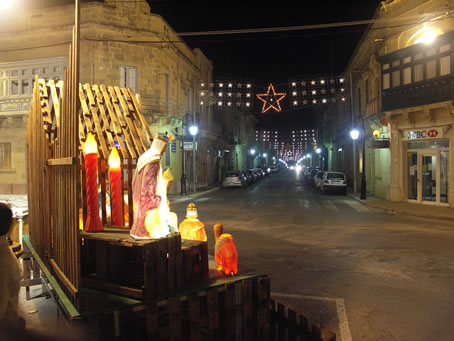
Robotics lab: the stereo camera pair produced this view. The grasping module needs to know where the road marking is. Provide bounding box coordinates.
[298,199,312,208]
[345,200,370,212]
[321,200,339,211]
[271,292,352,341]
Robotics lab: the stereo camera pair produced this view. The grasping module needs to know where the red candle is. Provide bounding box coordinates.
[108,147,124,227]
[84,132,103,232]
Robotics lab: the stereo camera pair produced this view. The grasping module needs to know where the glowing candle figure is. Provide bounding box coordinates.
[84,132,103,232]
[179,203,207,242]
[214,224,238,276]
[108,147,124,227]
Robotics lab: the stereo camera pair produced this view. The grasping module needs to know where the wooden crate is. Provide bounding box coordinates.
[80,230,209,300]
[145,273,271,341]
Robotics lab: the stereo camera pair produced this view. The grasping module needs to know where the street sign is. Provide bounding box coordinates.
[171,140,176,153]
[182,141,197,151]
[371,140,390,148]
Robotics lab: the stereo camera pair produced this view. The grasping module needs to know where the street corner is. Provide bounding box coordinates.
[271,292,352,341]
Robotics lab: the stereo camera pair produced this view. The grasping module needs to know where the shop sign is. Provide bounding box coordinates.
[371,140,390,148]
[404,128,442,140]
[182,141,197,150]
[171,140,176,153]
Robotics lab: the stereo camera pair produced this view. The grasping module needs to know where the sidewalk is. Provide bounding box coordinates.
[168,185,220,204]
[348,191,454,222]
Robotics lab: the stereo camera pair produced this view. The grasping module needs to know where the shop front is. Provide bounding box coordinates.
[404,127,449,206]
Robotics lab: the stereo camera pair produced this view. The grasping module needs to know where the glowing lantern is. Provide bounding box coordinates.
[179,203,207,242]
[373,129,380,138]
[214,224,238,276]
[83,132,103,232]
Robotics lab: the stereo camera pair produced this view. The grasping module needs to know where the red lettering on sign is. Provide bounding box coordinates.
[427,129,438,138]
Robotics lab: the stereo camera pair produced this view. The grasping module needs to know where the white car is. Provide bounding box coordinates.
[222,171,247,188]
[320,172,347,194]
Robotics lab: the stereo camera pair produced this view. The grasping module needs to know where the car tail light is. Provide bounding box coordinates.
[324,180,329,184]
[343,180,347,184]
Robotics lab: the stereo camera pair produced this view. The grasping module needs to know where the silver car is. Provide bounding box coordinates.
[222,171,247,188]
[320,172,347,194]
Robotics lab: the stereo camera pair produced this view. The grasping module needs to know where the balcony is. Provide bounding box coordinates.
[366,96,381,118]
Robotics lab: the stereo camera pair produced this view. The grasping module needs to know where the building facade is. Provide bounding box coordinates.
[325,0,454,206]
[0,0,255,194]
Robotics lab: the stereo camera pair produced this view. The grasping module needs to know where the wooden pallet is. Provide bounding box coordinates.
[80,230,209,300]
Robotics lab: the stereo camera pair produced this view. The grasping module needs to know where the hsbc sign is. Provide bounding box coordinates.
[405,128,442,140]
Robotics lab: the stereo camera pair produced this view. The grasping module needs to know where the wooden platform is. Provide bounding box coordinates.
[80,229,209,300]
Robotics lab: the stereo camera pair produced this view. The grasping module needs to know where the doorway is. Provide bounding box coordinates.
[407,148,449,205]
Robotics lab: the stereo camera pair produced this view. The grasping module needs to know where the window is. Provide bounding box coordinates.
[0,143,12,169]
[120,66,137,93]
[403,67,411,85]
[392,70,400,87]
[440,55,450,76]
[383,73,390,89]
[426,60,436,79]
[414,64,423,82]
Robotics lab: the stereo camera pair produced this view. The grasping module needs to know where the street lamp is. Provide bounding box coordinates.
[189,123,198,194]
[0,0,14,10]
[181,113,196,195]
[263,153,267,158]
[350,128,359,195]
[360,124,366,200]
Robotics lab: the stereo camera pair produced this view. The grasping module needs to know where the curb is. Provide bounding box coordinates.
[170,187,221,204]
[348,192,454,222]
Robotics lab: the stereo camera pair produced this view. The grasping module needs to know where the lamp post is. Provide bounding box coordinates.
[360,121,367,200]
[180,113,194,196]
[189,124,198,193]
[350,128,359,195]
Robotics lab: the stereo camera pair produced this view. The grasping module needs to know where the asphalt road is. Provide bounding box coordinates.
[172,169,454,341]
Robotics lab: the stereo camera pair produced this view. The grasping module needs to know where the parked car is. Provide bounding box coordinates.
[253,168,263,180]
[307,168,321,184]
[222,171,247,188]
[314,171,326,189]
[246,169,258,183]
[241,170,252,185]
[320,172,347,194]
[256,168,266,178]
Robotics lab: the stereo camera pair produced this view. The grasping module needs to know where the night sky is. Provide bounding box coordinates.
[148,0,381,130]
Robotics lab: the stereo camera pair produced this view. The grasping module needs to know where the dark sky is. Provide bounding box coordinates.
[148,1,381,130]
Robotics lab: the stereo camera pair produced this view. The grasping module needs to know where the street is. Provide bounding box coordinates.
[172,169,454,341]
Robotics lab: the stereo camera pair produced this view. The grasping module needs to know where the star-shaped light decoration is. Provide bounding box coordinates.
[256,83,287,113]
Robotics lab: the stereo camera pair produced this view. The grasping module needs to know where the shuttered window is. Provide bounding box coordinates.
[0,143,12,169]
[120,66,138,93]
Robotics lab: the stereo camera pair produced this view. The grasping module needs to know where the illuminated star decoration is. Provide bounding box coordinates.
[256,83,287,113]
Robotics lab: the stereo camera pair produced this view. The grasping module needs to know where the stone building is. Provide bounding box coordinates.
[325,0,454,207]
[0,0,254,194]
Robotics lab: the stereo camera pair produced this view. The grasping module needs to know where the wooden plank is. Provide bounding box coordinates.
[83,84,109,159]
[127,88,153,147]
[288,308,297,340]
[47,157,76,166]
[270,299,276,341]
[225,283,236,340]
[145,300,159,341]
[143,243,158,301]
[167,234,177,292]
[95,240,108,281]
[49,79,61,128]
[242,279,253,341]
[258,276,270,341]
[81,278,142,299]
[156,238,169,297]
[277,303,286,341]
[168,296,181,341]
[188,293,201,341]
[92,84,116,151]
[127,159,134,228]
[206,287,220,341]
[114,86,145,154]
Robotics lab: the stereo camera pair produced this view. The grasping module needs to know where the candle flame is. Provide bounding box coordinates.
[108,147,121,170]
[84,132,98,155]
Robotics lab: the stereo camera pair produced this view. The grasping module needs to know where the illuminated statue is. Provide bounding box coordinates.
[214,223,238,276]
[130,135,178,239]
[179,203,207,242]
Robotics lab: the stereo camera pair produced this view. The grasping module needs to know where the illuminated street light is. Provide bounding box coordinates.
[0,0,14,10]
[189,125,198,136]
[263,153,267,158]
[350,129,360,140]
[316,148,321,154]
[250,149,256,155]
